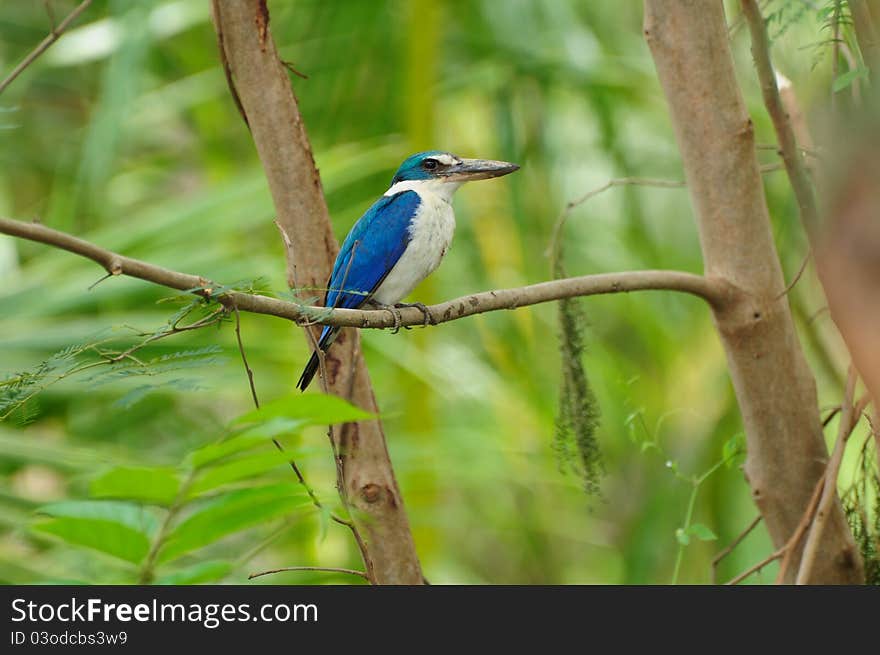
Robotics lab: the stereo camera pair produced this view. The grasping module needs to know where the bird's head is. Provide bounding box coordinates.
[390,151,519,187]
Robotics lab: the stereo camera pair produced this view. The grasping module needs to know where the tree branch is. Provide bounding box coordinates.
[644,0,862,583]
[0,0,93,96]
[796,368,871,583]
[0,216,724,328]
[740,0,820,232]
[210,0,423,585]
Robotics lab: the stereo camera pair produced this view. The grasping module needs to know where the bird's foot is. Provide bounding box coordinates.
[394,302,435,327]
[370,303,403,334]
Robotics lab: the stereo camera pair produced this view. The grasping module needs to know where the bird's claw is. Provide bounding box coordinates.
[395,302,435,327]
[383,305,403,334]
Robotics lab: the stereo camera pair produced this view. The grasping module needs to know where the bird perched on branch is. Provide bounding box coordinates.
[297,150,519,391]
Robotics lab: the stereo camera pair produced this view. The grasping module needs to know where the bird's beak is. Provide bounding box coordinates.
[441,158,520,182]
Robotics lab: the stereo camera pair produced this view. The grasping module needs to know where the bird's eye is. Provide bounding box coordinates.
[422,159,439,171]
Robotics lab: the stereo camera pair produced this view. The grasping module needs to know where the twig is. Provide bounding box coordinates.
[823,406,842,427]
[281,61,308,79]
[775,250,811,300]
[248,566,370,581]
[138,470,197,584]
[712,515,762,584]
[0,0,93,96]
[0,217,727,329]
[775,473,826,583]
[726,547,785,585]
[740,0,820,231]
[548,177,686,271]
[796,366,870,583]
[232,306,260,409]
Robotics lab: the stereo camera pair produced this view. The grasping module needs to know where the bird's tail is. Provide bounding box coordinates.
[297,325,339,391]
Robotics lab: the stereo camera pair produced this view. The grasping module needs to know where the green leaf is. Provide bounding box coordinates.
[687,523,718,541]
[188,451,304,496]
[675,528,690,546]
[156,560,233,585]
[187,418,305,469]
[832,66,869,93]
[36,500,158,535]
[723,433,746,468]
[233,393,373,427]
[31,502,158,565]
[158,484,308,564]
[91,466,181,505]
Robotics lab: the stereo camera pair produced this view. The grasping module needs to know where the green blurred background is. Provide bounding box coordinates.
[0,0,866,584]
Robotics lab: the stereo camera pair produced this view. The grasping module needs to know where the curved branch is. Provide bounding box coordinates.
[740,0,820,232]
[0,0,93,96]
[0,217,725,329]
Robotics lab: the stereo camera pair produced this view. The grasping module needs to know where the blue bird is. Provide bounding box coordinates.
[297,150,519,391]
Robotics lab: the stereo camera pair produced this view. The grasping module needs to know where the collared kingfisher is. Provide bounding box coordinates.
[297,150,519,391]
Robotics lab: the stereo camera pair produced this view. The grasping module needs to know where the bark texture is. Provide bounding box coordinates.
[211,0,423,584]
[644,1,862,583]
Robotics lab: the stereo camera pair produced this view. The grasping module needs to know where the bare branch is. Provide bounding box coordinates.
[0,0,93,96]
[712,515,762,584]
[740,0,820,232]
[0,217,725,330]
[248,566,370,581]
[796,368,871,583]
[645,0,862,583]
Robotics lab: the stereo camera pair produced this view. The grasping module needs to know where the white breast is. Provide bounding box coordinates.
[371,183,457,306]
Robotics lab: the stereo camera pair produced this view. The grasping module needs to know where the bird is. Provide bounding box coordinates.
[297,150,519,391]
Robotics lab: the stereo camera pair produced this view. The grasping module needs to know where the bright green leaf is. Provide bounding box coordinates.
[36,500,158,536]
[188,451,304,496]
[687,523,717,541]
[91,466,180,505]
[188,418,305,469]
[832,66,869,93]
[32,518,151,565]
[156,560,233,585]
[233,393,373,427]
[158,483,308,563]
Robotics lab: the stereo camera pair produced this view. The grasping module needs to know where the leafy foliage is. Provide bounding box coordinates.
[842,435,880,585]
[23,393,363,584]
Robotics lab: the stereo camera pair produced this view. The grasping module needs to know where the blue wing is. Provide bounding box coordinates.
[325,190,421,310]
[298,190,421,391]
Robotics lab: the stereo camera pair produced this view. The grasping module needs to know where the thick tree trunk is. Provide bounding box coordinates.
[643,1,862,583]
[211,0,423,584]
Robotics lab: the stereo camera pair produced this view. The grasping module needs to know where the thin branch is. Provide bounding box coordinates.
[138,470,197,584]
[0,0,93,96]
[775,249,811,299]
[726,546,785,585]
[796,367,870,583]
[712,515,762,584]
[0,217,727,330]
[740,0,820,232]
[248,566,370,581]
[774,472,826,583]
[548,177,685,272]
[232,306,260,409]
